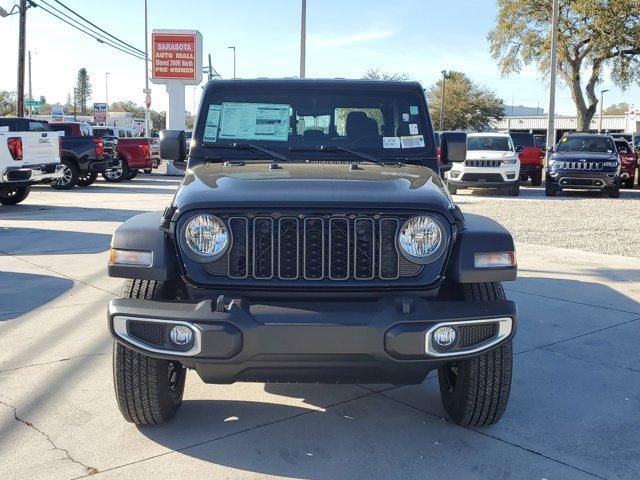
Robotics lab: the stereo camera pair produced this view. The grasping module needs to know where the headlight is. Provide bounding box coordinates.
[182,214,228,261]
[604,161,618,167]
[502,158,517,164]
[398,216,445,264]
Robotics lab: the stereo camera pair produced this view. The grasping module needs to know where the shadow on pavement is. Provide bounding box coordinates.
[0,227,112,255]
[459,185,640,200]
[0,272,73,320]
[0,204,148,222]
[32,184,178,196]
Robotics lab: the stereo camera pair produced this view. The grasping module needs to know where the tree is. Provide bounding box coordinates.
[110,100,166,134]
[489,0,640,131]
[362,68,410,81]
[75,68,92,115]
[0,90,17,116]
[426,71,504,131]
[603,102,630,115]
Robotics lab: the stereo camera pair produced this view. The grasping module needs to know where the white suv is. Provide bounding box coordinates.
[446,133,521,196]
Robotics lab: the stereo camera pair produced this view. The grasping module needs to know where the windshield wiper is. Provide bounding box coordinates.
[205,142,289,161]
[289,145,392,166]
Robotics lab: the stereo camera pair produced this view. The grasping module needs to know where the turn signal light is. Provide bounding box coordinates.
[7,137,23,161]
[474,252,516,268]
[108,248,153,267]
[93,137,104,156]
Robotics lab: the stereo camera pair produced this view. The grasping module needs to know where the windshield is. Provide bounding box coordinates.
[510,133,535,148]
[468,136,513,152]
[614,140,631,152]
[556,136,615,153]
[93,128,115,137]
[197,87,432,158]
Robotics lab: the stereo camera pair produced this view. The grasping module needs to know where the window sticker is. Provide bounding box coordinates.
[409,123,419,135]
[402,113,410,122]
[203,105,221,142]
[218,102,290,142]
[400,135,425,149]
[409,105,419,115]
[383,136,401,149]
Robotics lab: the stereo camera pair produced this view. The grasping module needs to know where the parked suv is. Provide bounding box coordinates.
[510,132,544,186]
[613,138,637,188]
[446,132,520,196]
[107,79,518,427]
[546,133,621,197]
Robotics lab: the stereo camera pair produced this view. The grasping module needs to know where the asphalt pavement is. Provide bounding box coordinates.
[0,175,639,480]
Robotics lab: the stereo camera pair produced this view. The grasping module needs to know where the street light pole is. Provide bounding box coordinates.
[144,0,151,137]
[27,50,32,117]
[546,0,559,159]
[300,0,306,78]
[105,72,110,119]
[438,70,446,131]
[228,46,236,78]
[598,89,609,133]
[17,0,27,117]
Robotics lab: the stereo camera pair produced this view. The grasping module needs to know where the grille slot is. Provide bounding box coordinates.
[228,217,249,279]
[127,321,165,346]
[354,218,375,280]
[253,217,274,279]
[329,218,350,280]
[278,218,299,279]
[465,159,502,167]
[458,323,498,348]
[560,161,603,171]
[304,218,325,280]
[379,218,399,279]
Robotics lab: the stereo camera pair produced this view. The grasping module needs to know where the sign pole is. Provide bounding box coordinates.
[144,0,151,137]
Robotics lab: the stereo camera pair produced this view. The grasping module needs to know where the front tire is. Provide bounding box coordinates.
[0,185,30,205]
[530,170,542,186]
[77,172,98,187]
[544,181,557,196]
[437,282,513,427]
[51,158,79,190]
[607,179,620,198]
[447,181,457,195]
[143,168,153,174]
[113,279,186,425]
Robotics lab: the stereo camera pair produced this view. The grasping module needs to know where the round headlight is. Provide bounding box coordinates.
[398,216,444,263]
[183,214,228,261]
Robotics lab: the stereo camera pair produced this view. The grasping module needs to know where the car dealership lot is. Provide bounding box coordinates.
[1,176,639,480]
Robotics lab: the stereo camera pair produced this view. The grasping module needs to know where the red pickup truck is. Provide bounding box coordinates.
[510,132,544,186]
[614,138,638,188]
[92,127,157,182]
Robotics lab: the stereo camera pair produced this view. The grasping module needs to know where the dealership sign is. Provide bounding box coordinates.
[93,103,107,124]
[151,30,203,84]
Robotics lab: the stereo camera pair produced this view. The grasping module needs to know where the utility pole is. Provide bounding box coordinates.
[105,72,110,120]
[546,0,559,159]
[143,0,151,137]
[438,70,446,131]
[208,53,213,81]
[598,89,609,133]
[73,87,77,121]
[17,0,27,117]
[228,46,236,78]
[28,50,32,117]
[300,0,306,78]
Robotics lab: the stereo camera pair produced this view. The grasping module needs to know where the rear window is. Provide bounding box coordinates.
[93,128,115,137]
[49,124,73,136]
[510,133,535,148]
[615,140,631,152]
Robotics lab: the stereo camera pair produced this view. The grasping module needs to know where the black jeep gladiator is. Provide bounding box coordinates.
[107,79,518,426]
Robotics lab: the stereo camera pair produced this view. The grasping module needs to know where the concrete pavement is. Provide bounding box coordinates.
[0,176,638,479]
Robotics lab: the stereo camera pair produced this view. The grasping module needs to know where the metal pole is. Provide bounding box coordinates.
[598,90,608,133]
[73,87,77,121]
[28,50,32,117]
[439,70,446,131]
[228,47,236,78]
[144,0,151,137]
[208,53,213,81]
[546,0,559,159]
[105,72,109,122]
[17,0,27,117]
[300,0,306,78]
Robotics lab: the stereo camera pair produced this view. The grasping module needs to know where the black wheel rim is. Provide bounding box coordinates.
[443,362,458,392]
[167,361,184,391]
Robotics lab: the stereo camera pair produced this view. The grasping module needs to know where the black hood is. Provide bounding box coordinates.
[551,151,618,161]
[172,161,454,219]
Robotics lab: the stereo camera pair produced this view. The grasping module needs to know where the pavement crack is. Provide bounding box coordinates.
[0,399,99,475]
[0,352,110,374]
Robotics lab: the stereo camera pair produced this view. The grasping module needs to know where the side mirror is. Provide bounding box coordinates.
[619,148,628,154]
[160,129,187,161]
[515,145,524,153]
[440,131,467,163]
[546,146,554,153]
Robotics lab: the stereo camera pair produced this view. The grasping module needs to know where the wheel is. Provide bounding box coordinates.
[51,158,79,190]
[530,170,542,186]
[76,172,98,187]
[127,169,139,180]
[0,185,30,205]
[102,159,129,182]
[607,180,620,198]
[544,181,557,196]
[508,182,520,197]
[438,282,513,427]
[622,178,633,189]
[447,181,457,195]
[143,168,153,174]
[113,279,186,425]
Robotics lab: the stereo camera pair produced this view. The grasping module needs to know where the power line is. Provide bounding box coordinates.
[30,1,146,61]
[48,0,146,56]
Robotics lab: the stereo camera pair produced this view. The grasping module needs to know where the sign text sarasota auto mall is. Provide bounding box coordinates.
[152,32,197,80]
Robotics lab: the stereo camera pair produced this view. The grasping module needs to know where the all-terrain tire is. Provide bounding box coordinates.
[530,170,542,186]
[544,181,557,196]
[113,279,186,425]
[607,180,621,198]
[143,168,153,174]
[438,282,513,427]
[51,158,79,190]
[447,181,457,195]
[508,181,520,197]
[77,172,98,187]
[127,169,139,180]
[0,185,31,205]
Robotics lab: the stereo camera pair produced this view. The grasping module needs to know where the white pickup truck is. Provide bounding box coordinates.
[0,118,64,205]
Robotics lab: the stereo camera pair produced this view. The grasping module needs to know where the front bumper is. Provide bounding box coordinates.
[2,164,65,184]
[108,295,517,384]
[447,165,519,189]
[547,170,618,190]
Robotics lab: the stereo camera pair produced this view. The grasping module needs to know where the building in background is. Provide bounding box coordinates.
[502,105,545,117]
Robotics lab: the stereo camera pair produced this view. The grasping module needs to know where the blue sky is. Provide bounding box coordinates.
[1,0,638,115]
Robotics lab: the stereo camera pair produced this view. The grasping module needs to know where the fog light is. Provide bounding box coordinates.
[433,326,456,347]
[169,325,193,346]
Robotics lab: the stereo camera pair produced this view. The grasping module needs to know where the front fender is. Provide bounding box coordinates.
[108,211,176,281]
[447,213,517,283]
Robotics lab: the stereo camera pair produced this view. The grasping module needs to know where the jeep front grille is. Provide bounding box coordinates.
[465,159,502,167]
[560,161,603,171]
[213,215,418,281]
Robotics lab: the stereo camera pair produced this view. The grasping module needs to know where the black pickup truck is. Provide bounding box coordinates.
[48,122,118,188]
[107,79,518,427]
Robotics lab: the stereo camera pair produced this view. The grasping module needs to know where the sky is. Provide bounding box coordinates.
[1,0,638,116]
